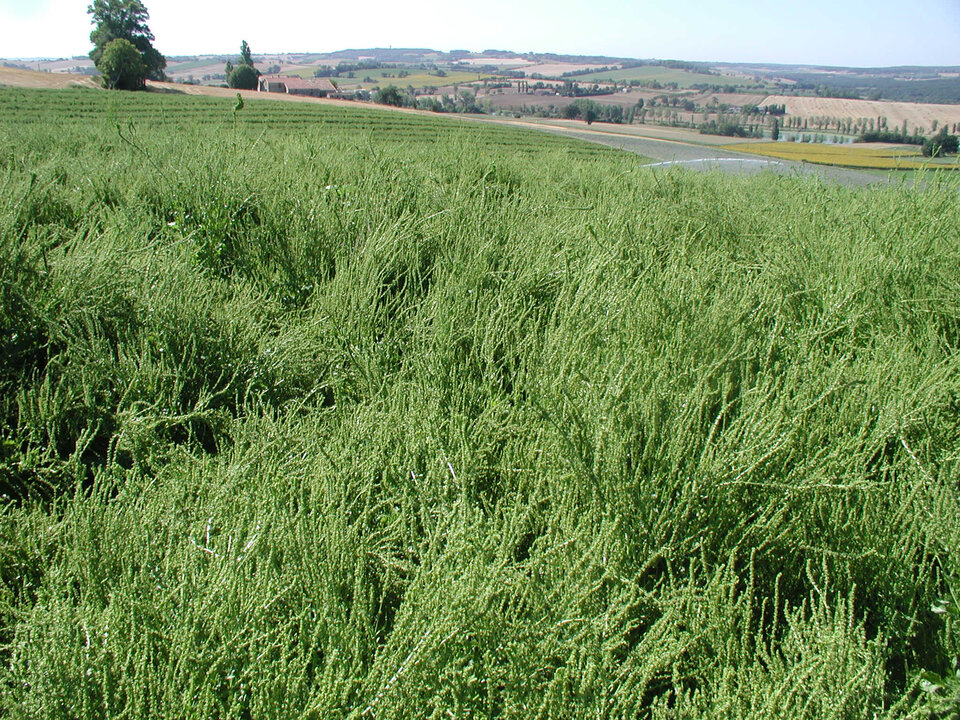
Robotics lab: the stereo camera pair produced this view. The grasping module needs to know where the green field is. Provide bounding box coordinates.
[281,66,494,89]
[0,87,616,157]
[574,65,743,87]
[1,87,959,718]
[166,58,224,73]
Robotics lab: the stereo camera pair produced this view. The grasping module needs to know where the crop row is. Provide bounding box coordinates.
[0,88,618,159]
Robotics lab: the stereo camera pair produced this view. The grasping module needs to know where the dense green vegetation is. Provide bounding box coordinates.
[699,119,761,138]
[1,87,959,718]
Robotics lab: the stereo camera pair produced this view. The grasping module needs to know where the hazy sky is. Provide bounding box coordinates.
[2,0,959,66]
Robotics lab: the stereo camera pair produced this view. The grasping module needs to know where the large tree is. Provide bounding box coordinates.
[227,40,260,90]
[97,38,146,90]
[228,64,259,91]
[922,127,959,157]
[88,0,166,85]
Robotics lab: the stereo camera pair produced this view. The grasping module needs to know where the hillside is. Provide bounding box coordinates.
[1,87,959,719]
[7,50,960,144]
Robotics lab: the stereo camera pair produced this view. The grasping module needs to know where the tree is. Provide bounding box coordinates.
[922,127,959,157]
[240,40,254,68]
[374,85,404,107]
[88,0,165,84]
[771,118,780,141]
[228,40,259,90]
[228,63,259,90]
[97,38,146,90]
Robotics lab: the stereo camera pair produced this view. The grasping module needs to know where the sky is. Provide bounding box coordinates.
[2,0,959,67]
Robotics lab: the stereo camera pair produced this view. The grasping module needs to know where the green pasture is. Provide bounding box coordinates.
[351,70,493,89]
[0,86,958,719]
[279,66,495,89]
[574,65,742,87]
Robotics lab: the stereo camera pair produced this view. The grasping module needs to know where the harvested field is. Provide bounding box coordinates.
[521,62,615,77]
[762,94,960,134]
[694,92,769,107]
[458,56,533,67]
[0,66,98,89]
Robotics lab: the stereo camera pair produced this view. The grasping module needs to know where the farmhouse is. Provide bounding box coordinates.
[258,75,337,98]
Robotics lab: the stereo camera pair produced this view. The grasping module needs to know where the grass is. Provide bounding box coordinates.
[724,140,960,170]
[1,86,959,719]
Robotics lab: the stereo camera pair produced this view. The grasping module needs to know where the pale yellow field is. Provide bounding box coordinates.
[521,63,616,77]
[0,66,99,89]
[458,56,533,67]
[724,141,960,170]
[696,93,769,107]
[761,94,960,135]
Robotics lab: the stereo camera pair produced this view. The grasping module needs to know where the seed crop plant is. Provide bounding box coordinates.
[0,87,958,719]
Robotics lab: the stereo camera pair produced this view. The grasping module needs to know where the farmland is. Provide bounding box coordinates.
[725,140,960,170]
[762,94,960,136]
[283,67,494,90]
[0,65,99,89]
[1,86,959,719]
[571,65,748,87]
[0,87,621,159]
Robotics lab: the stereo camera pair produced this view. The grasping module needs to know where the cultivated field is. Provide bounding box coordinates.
[694,92,769,107]
[458,56,532,68]
[167,59,227,74]
[573,65,741,87]
[726,140,960,170]
[0,66,99,89]
[328,69,492,90]
[762,94,960,135]
[520,62,616,77]
[1,86,958,719]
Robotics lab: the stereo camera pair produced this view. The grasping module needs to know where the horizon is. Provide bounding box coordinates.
[2,0,959,68]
